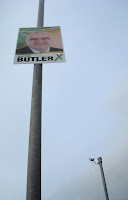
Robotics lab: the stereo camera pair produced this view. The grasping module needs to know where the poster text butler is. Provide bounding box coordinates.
[14,26,65,64]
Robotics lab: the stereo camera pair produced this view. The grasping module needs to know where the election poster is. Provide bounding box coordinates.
[14,26,65,64]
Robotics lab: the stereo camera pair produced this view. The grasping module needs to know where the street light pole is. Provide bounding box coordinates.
[97,157,109,200]
[26,1,44,200]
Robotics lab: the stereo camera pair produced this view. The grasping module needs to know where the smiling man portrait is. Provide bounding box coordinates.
[16,31,63,54]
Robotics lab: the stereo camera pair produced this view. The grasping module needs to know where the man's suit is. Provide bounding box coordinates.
[16,46,63,54]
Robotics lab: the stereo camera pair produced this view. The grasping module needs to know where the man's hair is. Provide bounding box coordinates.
[25,31,53,41]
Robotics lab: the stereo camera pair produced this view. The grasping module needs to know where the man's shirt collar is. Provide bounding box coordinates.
[30,47,50,53]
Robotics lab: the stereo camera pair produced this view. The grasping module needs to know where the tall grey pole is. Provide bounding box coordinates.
[97,157,109,200]
[26,1,44,200]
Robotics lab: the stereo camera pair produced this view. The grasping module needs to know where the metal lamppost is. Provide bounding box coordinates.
[26,0,44,200]
[89,157,109,200]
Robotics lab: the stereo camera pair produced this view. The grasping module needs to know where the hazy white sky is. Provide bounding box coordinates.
[0,0,128,200]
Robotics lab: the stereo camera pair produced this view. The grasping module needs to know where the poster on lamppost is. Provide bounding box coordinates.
[14,26,65,64]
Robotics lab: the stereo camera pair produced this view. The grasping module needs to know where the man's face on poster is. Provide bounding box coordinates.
[25,32,53,52]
